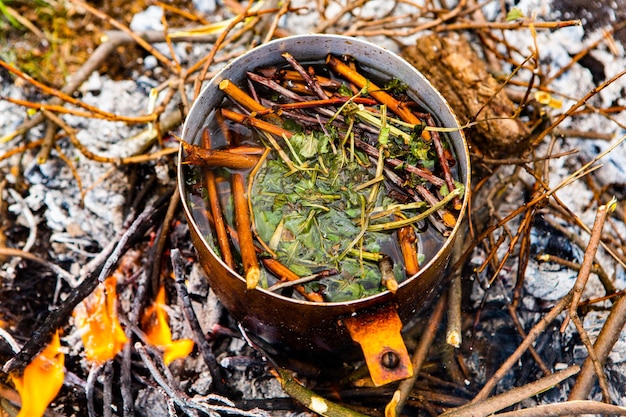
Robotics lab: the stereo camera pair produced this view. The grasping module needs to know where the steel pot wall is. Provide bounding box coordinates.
[178,34,470,384]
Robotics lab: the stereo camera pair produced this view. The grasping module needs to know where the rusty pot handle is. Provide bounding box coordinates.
[343,304,413,386]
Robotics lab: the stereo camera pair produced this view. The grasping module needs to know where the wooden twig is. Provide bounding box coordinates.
[426,114,461,210]
[0,60,157,124]
[231,172,261,289]
[70,0,177,73]
[471,293,573,402]
[397,226,419,277]
[171,249,232,397]
[326,54,422,126]
[257,67,342,89]
[201,134,235,268]
[568,198,617,314]
[530,68,626,149]
[281,52,328,100]
[439,366,580,417]
[261,257,324,302]
[494,400,626,417]
[181,141,261,169]
[272,368,371,417]
[247,71,307,102]
[393,295,447,415]
[563,198,617,402]
[221,108,295,139]
[378,254,399,293]
[354,139,446,187]
[569,292,626,400]
[219,79,283,125]
[446,272,462,348]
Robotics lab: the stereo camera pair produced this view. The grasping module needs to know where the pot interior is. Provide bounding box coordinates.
[180,35,470,306]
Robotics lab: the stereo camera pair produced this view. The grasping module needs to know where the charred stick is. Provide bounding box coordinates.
[102,362,114,417]
[171,249,232,397]
[394,295,447,414]
[379,254,399,293]
[231,172,261,290]
[426,114,462,211]
[202,130,234,268]
[397,226,419,277]
[282,52,328,100]
[326,54,422,125]
[86,363,102,417]
[3,199,168,374]
[181,141,261,169]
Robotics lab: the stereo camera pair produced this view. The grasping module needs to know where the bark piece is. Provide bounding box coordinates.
[402,33,531,158]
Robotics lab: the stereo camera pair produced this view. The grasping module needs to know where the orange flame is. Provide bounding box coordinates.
[73,276,128,363]
[11,330,65,417]
[142,286,194,365]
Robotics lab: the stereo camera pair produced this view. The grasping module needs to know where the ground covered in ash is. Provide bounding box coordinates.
[1,0,626,416]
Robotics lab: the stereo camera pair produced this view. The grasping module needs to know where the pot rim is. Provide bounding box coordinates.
[177,33,471,307]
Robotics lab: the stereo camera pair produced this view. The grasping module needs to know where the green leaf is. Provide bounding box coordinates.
[338,84,353,97]
[384,78,409,95]
[506,7,524,21]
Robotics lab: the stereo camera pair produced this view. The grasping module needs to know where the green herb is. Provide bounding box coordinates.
[384,77,409,95]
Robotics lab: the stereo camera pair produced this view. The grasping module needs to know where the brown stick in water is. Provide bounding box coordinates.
[181,141,260,169]
[201,129,234,268]
[231,172,261,289]
[398,225,419,277]
[326,54,425,130]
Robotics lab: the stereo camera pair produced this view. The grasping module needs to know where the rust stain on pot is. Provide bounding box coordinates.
[343,304,413,386]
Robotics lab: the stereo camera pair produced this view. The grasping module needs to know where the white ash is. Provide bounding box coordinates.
[192,0,216,14]
[130,5,165,32]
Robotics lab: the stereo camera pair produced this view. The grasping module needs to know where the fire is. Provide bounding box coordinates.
[73,276,128,363]
[142,285,194,365]
[11,330,65,417]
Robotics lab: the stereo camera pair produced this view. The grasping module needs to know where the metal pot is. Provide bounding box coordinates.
[178,34,470,386]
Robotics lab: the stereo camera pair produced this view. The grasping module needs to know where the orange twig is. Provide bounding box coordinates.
[220,108,294,139]
[398,226,419,277]
[260,258,323,302]
[326,54,422,126]
[201,130,234,268]
[219,79,283,125]
[0,60,157,124]
[231,173,260,289]
[181,142,260,169]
